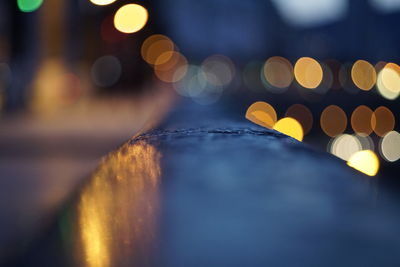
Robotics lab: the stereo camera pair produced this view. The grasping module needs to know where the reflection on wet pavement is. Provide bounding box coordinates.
[77,141,161,267]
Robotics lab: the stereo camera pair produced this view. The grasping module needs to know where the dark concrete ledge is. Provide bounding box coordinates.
[6,105,400,267]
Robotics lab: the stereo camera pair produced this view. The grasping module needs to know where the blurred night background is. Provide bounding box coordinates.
[1,0,400,265]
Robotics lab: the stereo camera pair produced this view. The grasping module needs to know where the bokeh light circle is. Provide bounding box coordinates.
[263,56,293,91]
[17,0,43,12]
[330,134,362,161]
[320,105,347,137]
[273,117,304,141]
[89,0,116,6]
[294,57,323,89]
[350,105,374,135]
[347,150,379,176]
[91,55,122,87]
[245,101,277,129]
[155,52,188,83]
[141,35,175,65]
[380,131,400,162]
[351,60,376,91]
[371,106,395,137]
[376,63,400,100]
[201,55,235,87]
[114,4,148,34]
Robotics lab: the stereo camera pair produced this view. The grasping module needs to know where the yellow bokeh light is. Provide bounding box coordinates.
[351,60,376,91]
[380,131,400,162]
[376,63,400,100]
[89,0,116,6]
[273,117,304,141]
[350,105,374,135]
[114,4,148,34]
[263,56,293,89]
[371,106,395,137]
[294,57,323,89]
[347,150,379,176]
[245,101,277,129]
[320,105,347,137]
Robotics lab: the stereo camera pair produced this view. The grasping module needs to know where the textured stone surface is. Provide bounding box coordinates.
[7,103,400,266]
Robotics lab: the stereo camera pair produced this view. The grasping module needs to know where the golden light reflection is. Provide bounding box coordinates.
[245,101,277,129]
[350,105,374,135]
[78,141,161,267]
[351,60,376,91]
[263,56,293,90]
[371,106,395,137]
[114,4,148,34]
[347,150,379,176]
[285,104,313,134]
[294,57,323,89]
[380,131,400,162]
[320,105,347,137]
[273,117,304,141]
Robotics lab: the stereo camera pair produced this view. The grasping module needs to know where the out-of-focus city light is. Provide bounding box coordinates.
[285,104,313,134]
[371,106,395,137]
[376,63,400,100]
[174,65,207,97]
[271,0,347,26]
[30,60,82,114]
[294,57,323,89]
[350,105,374,135]
[155,52,188,83]
[174,65,223,105]
[320,105,347,137]
[114,4,148,34]
[351,60,376,91]
[262,56,293,92]
[17,0,43,12]
[141,35,175,66]
[91,55,122,87]
[370,0,400,13]
[347,150,379,176]
[380,131,400,162]
[330,134,362,161]
[89,0,116,6]
[201,55,235,87]
[273,117,304,141]
[245,101,277,129]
